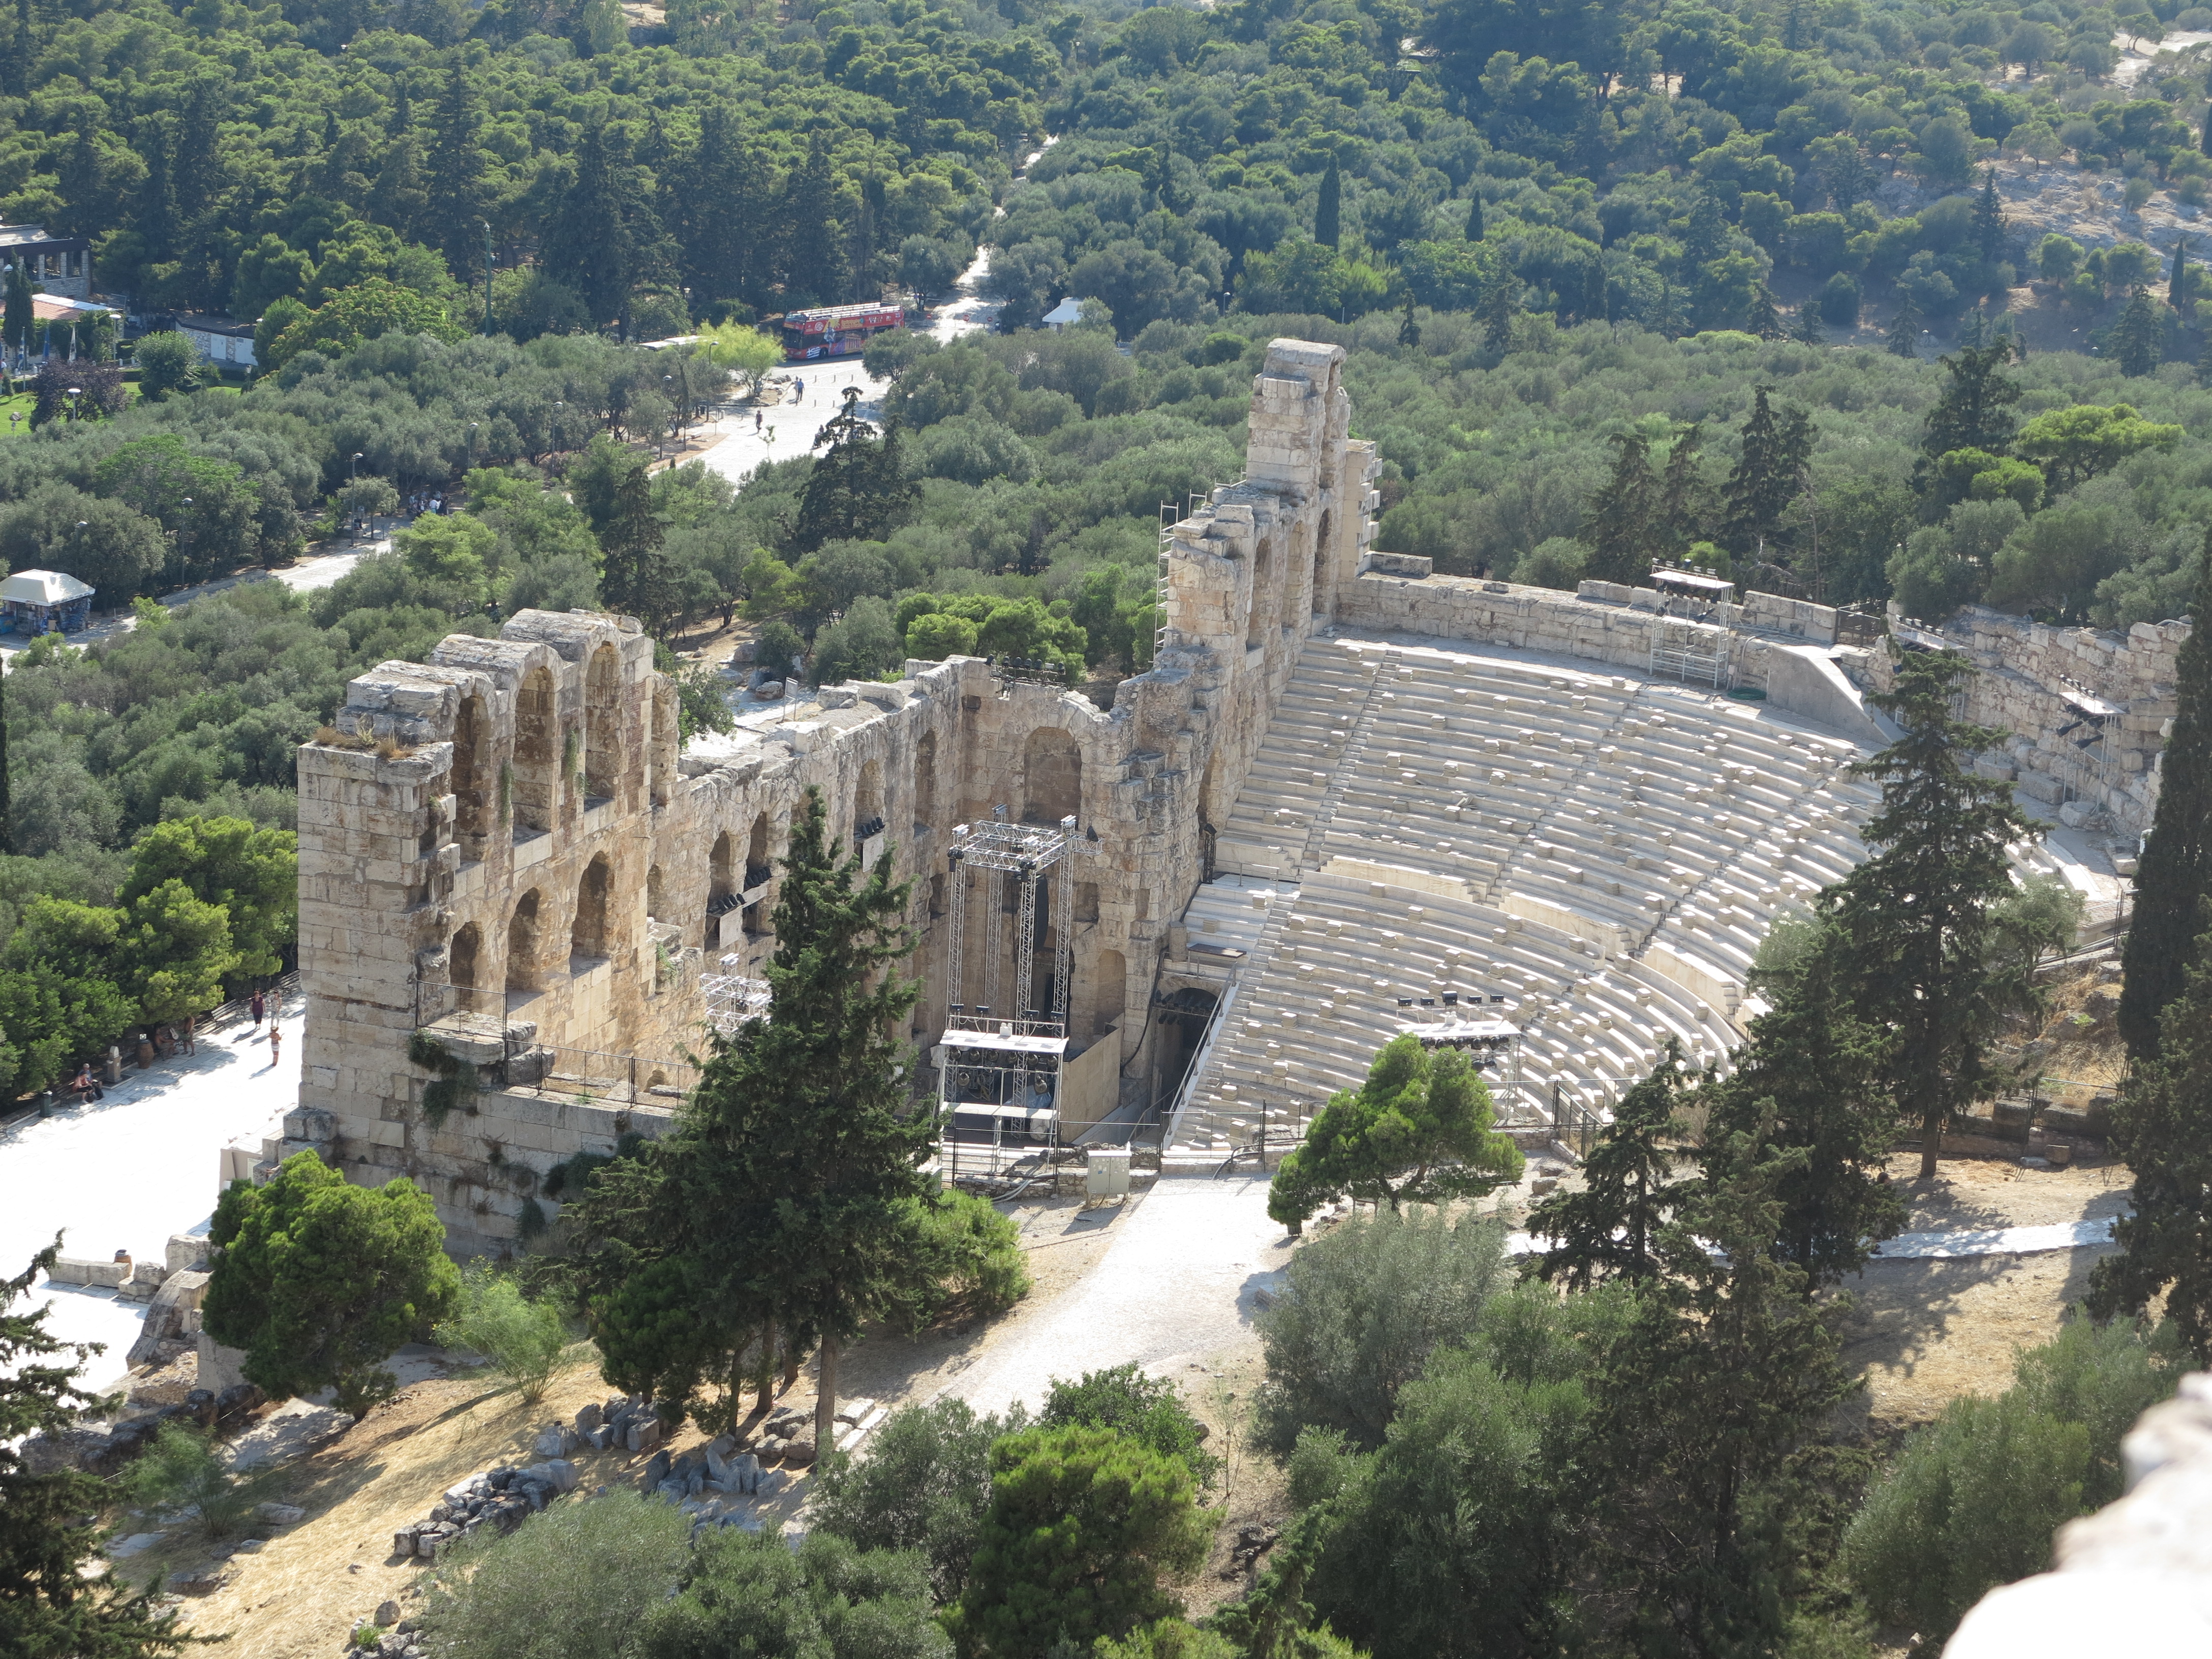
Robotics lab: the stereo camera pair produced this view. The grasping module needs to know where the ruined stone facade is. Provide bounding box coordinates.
[292,339,1379,1251]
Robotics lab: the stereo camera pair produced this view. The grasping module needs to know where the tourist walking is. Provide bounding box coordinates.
[250,988,266,1030]
[267,1025,281,1070]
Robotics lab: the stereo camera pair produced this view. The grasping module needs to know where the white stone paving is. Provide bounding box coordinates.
[1,996,302,1389]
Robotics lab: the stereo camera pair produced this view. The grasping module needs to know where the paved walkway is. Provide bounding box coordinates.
[1,997,302,1388]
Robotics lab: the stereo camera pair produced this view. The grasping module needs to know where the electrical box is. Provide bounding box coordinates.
[1085,1147,1131,1204]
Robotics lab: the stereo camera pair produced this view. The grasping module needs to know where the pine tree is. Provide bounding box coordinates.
[1792,301,1824,345]
[425,65,487,274]
[1314,160,1341,250]
[573,789,931,1453]
[2115,283,2162,375]
[790,387,920,554]
[1972,168,2007,266]
[1580,257,1608,325]
[1707,927,1903,1284]
[1833,648,2038,1179]
[1886,293,1923,357]
[542,125,640,331]
[1654,421,1710,558]
[1720,386,1812,559]
[784,133,850,306]
[2170,236,2192,308]
[1747,283,1783,339]
[1525,1039,1693,1288]
[2,1242,193,1658]
[2118,538,2212,1057]
[1478,271,1516,350]
[1919,339,2022,465]
[2091,919,2212,1359]
[596,463,673,635]
[1465,190,1484,241]
[1396,296,1419,347]
[1581,428,1657,585]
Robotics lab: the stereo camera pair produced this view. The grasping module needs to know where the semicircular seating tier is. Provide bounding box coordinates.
[1166,631,1895,1153]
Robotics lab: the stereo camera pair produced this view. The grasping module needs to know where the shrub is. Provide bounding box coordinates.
[639,1526,949,1659]
[432,1261,570,1404]
[951,1426,1209,1657]
[1253,1208,1509,1452]
[809,1398,1026,1604]
[420,1490,692,1659]
[910,1191,1032,1319]
[121,1421,271,1539]
[1039,1364,1217,1488]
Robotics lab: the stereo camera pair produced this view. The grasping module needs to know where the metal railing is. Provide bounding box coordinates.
[500,1041,701,1109]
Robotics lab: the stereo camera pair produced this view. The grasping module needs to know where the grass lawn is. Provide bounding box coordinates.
[0,392,34,436]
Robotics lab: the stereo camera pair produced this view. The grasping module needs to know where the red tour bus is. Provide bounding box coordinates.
[780,301,908,361]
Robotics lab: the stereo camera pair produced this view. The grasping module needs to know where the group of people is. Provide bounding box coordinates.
[55,986,284,1109]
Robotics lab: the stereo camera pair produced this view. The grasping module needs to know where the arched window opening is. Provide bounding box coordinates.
[506,891,542,995]
[513,667,558,832]
[450,922,480,1012]
[929,873,947,917]
[572,854,612,963]
[1247,537,1274,649]
[914,732,938,831]
[649,680,679,809]
[585,644,619,803]
[745,813,770,890]
[1021,728,1081,825]
[1312,511,1333,615]
[647,864,664,921]
[708,832,736,949]
[855,759,886,844]
[452,693,488,850]
[1090,947,1127,1039]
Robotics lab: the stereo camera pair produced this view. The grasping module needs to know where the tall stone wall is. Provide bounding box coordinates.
[291,339,1380,1252]
[1870,604,2191,837]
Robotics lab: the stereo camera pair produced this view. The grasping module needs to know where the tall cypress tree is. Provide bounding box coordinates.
[2169,235,2192,308]
[596,463,672,634]
[1831,648,2037,1180]
[2115,283,2161,376]
[1465,189,1484,241]
[1919,340,2021,463]
[1525,1039,1693,1288]
[1654,421,1710,558]
[790,388,918,554]
[425,65,486,273]
[1582,428,1657,585]
[2,260,31,361]
[1746,283,1782,339]
[1720,386,1811,558]
[1972,168,2007,265]
[542,125,641,331]
[1314,160,1341,250]
[1885,293,1923,357]
[2118,540,2212,1057]
[784,133,849,307]
[2092,919,2212,1359]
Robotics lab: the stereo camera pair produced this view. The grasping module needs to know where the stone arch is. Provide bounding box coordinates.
[1090,947,1127,1039]
[855,758,885,841]
[914,730,938,830]
[506,890,542,994]
[584,644,619,803]
[452,691,489,849]
[649,679,679,810]
[450,921,481,1011]
[1247,537,1274,649]
[513,666,558,832]
[707,831,736,948]
[647,863,664,920]
[746,813,770,887]
[1312,510,1333,614]
[1021,728,1081,824]
[572,853,612,962]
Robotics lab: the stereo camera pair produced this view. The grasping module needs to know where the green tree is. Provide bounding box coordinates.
[1465,191,1485,240]
[2113,284,2162,376]
[642,1527,948,1659]
[1525,1040,1693,1289]
[432,1262,568,1405]
[1581,429,1655,585]
[118,816,296,981]
[1830,648,2036,1179]
[1313,161,1340,250]
[951,1426,1209,1658]
[204,1148,460,1417]
[421,1489,692,1659]
[2118,543,2211,1057]
[790,389,920,556]
[133,331,202,400]
[1653,421,1711,557]
[811,1398,1028,1605]
[3,259,33,359]
[696,322,783,400]
[1039,1365,1216,1487]
[1266,1034,1522,1229]
[2013,403,2182,489]
[424,67,487,276]
[2092,920,2212,1358]
[1886,293,1924,358]
[597,462,674,634]
[122,1422,273,1541]
[119,879,237,1029]
[1745,283,1781,340]
[573,789,929,1452]
[1719,386,1812,560]
[1253,1207,1509,1452]
[1972,169,2007,266]
[0,1241,193,1659]
[262,279,464,371]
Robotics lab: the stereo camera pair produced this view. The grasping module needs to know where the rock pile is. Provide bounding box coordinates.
[21,1383,264,1478]
[391,1460,579,1560]
[573,1395,664,1454]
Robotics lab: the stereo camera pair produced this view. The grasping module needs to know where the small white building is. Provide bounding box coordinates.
[1040,297,1086,331]
[1,568,96,634]
[168,313,257,370]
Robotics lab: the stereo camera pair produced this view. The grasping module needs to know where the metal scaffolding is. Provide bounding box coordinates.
[701,956,772,1033]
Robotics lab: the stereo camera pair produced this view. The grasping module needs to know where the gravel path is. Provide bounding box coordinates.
[931,1172,1293,1417]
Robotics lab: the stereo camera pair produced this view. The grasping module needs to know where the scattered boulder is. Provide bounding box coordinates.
[574,1402,603,1435]
[257,1503,308,1526]
[375,1600,401,1626]
[167,1568,229,1596]
[533,1422,580,1458]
